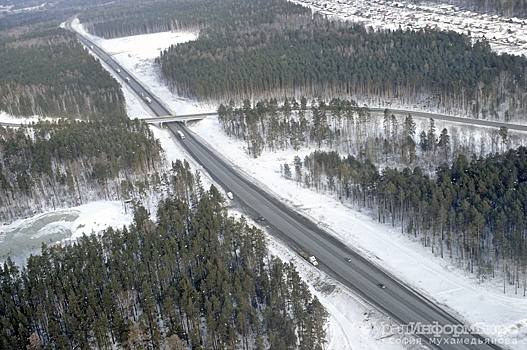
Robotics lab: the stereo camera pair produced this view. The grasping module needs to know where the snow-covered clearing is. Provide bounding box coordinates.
[1,12,527,349]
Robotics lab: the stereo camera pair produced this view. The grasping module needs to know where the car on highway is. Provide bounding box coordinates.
[345,257,352,262]
[378,283,386,289]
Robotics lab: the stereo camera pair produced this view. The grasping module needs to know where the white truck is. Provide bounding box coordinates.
[176,130,185,140]
[300,251,319,266]
[125,77,131,83]
[145,96,152,104]
[226,191,234,200]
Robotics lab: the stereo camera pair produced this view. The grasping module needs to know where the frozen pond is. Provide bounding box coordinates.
[0,201,132,266]
[0,211,79,265]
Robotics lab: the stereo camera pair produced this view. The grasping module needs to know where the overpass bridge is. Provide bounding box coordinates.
[0,112,217,128]
[142,112,217,125]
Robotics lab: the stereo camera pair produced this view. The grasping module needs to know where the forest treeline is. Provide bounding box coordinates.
[290,148,527,295]
[0,1,168,222]
[0,0,114,31]
[79,0,215,37]
[156,0,527,121]
[0,27,125,118]
[79,0,308,39]
[218,97,527,294]
[77,0,527,41]
[0,114,162,222]
[0,160,327,350]
[217,97,515,163]
[80,0,527,120]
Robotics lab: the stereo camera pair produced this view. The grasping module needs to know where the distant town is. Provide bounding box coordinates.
[294,0,527,55]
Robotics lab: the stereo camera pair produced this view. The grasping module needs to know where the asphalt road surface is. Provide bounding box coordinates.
[372,107,527,132]
[65,18,168,117]
[66,19,504,349]
[167,123,502,350]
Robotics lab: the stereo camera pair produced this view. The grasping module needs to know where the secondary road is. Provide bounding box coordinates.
[372,107,527,132]
[66,20,503,349]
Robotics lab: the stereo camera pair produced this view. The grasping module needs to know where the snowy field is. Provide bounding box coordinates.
[2,8,527,348]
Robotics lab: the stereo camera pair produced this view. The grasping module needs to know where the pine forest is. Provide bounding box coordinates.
[0,9,164,222]
[80,0,527,119]
[0,26,125,118]
[1,3,331,350]
[0,161,327,349]
[3,0,527,348]
[0,114,163,222]
[218,97,527,295]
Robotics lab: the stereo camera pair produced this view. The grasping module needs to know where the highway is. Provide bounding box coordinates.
[167,125,500,350]
[84,38,169,116]
[66,19,503,349]
[65,18,170,117]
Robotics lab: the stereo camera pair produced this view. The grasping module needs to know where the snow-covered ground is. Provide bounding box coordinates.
[74,20,527,349]
[292,0,527,56]
[72,19,527,349]
[2,11,527,348]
